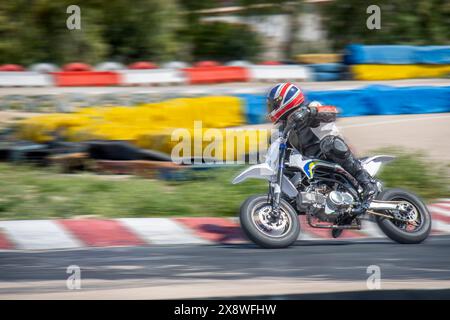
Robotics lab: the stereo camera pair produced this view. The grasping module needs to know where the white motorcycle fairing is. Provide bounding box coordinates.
[232,137,298,198]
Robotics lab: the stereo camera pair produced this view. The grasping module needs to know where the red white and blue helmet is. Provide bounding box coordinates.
[266,82,305,123]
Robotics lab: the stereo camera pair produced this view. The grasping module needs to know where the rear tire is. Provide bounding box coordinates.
[375,188,431,244]
[239,195,300,249]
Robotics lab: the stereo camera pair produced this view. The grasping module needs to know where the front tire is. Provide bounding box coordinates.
[375,188,431,244]
[239,195,300,249]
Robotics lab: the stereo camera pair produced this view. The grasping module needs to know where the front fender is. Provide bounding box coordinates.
[232,163,298,198]
[232,163,275,184]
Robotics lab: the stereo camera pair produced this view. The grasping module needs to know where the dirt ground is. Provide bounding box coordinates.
[0,111,42,123]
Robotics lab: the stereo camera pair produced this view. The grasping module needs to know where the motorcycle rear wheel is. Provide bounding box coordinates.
[375,188,431,244]
[239,195,300,249]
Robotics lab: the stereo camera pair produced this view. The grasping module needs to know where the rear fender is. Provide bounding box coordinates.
[361,155,395,176]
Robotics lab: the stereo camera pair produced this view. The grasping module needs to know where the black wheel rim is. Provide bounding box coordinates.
[388,197,424,233]
[250,201,293,238]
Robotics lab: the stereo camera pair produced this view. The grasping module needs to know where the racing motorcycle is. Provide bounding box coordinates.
[232,114,432,249]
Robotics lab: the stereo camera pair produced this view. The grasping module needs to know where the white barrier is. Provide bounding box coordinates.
[162,61,189,69]
[249,65,313,82]
[95,61,125,71]
[29,63,59,73]
[0,72,54,87]
[118,69,187,85]
[226,60,253,67]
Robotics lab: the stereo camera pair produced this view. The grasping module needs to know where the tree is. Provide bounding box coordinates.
[320,0,450,51]
[0,0,107,65]
[190,22,262,62]
[99,0,183,62]
[0,0,184,65]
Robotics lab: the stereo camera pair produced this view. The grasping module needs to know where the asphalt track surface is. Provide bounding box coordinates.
[1,235,450,299]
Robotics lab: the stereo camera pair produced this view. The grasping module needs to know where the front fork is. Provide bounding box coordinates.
[271,138,288,218]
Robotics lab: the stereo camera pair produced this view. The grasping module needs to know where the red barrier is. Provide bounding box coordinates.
[0,64,25,71]
[259,60,282,65]
[194,61,220,68]
[52,71,121,86]
[182,66,249,84]
[63,62,92,71]
[128,61,157,69]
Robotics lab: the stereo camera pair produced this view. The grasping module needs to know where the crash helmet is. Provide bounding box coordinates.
[266,82,305,123]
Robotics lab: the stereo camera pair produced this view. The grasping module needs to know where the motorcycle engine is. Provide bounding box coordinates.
[297,185,354,222]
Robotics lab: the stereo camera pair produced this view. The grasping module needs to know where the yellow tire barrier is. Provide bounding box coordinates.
[18,96,245,142]
[351,64,450,80]
[17,96,266,161]
[296,54,342,64]
[135,127,271,162]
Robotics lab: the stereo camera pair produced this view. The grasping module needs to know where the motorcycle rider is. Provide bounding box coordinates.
[266,82,377,206]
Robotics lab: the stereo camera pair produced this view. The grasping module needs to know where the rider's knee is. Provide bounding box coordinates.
[320,135,349,159]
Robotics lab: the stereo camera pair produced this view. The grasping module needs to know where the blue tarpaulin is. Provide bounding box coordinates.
[312,72,343,81]
[306,88,367,117]
[307,63,344,73]
[361,85,450,115]
[238,86,450,124]
[414,46,450,64]
[237,94,267,124]
[345,44,450,65]
[307,63,345,81]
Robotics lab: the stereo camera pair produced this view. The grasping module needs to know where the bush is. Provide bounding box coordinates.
[320,0,450,51]
[0,0,183,65]
[191,22,262,62]
[377,149,450,201]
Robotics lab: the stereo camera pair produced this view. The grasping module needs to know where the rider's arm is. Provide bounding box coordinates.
[287,102,338,131]
[286,106,310,130]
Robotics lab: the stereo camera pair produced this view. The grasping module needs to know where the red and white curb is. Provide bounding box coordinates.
[0,200,449,251]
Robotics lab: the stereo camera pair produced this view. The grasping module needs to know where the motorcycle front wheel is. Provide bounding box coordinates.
[239,194,300,249]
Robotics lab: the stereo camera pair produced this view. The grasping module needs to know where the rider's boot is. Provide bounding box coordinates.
[331,228,343,238]
[340,158,378,216]
[332,212,362,238]
[348,169,377,217]
[355,169,377,204]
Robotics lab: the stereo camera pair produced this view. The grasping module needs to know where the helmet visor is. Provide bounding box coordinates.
[267,96,282,115]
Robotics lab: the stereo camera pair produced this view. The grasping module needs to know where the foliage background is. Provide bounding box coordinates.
[320,0,450,50]
[0,0,448,64]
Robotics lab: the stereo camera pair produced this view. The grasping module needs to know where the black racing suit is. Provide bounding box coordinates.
[286,104,376,201]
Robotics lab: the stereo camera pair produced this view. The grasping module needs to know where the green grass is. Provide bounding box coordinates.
[0,149,448,220]
[376,148,449,200]
[0,164,266,220]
